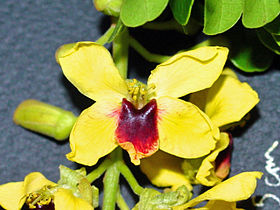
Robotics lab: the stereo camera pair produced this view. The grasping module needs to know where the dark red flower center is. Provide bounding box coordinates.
[115,98,159,163]
[22,202,54,210]
[33,202,55,210]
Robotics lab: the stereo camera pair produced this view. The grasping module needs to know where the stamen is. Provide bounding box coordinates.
[26,186,55,209]
[125,79,149,109]
[147,83,156,99]
[132,95,137,101]
[148,83,156,90]
[133,87,140,96]
[132,79,137,85]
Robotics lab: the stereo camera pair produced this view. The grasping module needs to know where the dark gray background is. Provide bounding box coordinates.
[1,1,280,209]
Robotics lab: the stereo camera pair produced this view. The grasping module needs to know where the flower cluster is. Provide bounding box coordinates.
[1,41,262,209]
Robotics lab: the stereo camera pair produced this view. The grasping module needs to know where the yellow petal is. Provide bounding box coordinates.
[157,96,219,158]
[57,42,128,102]
[194,200,242,210]
[54,188,93,210]
[55,43,76,64]
[66,100,119,166]
[222,67,238,79]
[147,46,228,99]
[196,132,230,186]
[0,182,24,210]
[140,151,192,191]
[190,69,259,128]
[23,172,56,195]
[176,171,262,209]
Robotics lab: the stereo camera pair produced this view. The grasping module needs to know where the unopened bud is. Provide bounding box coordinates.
[58,165,99,208]
[93,0,122,17]
[13,99,77,140]
[181,158,203,184]
[215,133,233,179]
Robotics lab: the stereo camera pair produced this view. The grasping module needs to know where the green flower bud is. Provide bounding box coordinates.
[133,186,192,210]
[181,158,204,184]
[13,99,77,140]
[93,0,122,17]
[58,165,99,208]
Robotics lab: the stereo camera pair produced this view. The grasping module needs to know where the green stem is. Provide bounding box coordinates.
[116,187,130,210]
[117,161,144,195]
[113,27,129,79]
[95,25,116,45]
[86,159,112,183]
[142,18,201,35]
[102,23,130,209]
[103,164,120,210]
[102,148,122,210]
[189,35,230,50]
[142,20,182,32]
[129,36,171,63]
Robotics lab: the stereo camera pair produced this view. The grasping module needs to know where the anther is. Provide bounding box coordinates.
[132,79,137,85]
[133,87,140,95]
[148,83,156,91]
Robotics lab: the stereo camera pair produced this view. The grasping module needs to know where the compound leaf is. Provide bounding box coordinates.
[204,0,243,35]
[120,0,169,27]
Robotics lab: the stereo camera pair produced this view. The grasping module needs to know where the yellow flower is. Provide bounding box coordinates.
[140,68,259,188]
[0,172,93,210]
[56,42,228,165]
[174,171,262,210]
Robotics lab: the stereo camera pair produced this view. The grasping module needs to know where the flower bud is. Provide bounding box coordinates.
[58,165,99,208]
[215,133,233,179]
[13,99,77,140]
[93,0,122,17]
[181,158,204,184]
[134,186,191,209]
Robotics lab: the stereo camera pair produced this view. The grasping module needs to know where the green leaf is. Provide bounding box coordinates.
[170,0,194,25]
[265,15,280,35]
[203,0,243,35]
[242,0,280,28]
[120,0,169,27]
[257,28,280,55]
[226,28,274,72]
[191,1,204,25]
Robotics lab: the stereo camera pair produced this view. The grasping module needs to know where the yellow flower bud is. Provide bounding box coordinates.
[13,99,77,140]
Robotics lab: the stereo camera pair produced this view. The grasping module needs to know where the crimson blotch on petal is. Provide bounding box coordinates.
[116,99,159,164]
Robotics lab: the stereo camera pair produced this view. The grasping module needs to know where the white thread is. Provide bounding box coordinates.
[252,193,280,207]
[264,141,280,187]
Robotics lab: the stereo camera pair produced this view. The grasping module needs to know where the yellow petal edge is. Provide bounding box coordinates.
[175,171,262,209]
[148,46,229,99]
